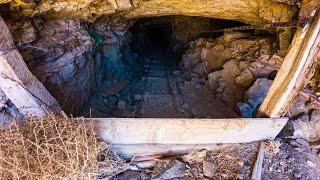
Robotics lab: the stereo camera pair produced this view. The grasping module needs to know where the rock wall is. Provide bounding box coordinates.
[181,31,283,117]
[8,18,95,115]
[90,17,136,82]
[1,0,298,26]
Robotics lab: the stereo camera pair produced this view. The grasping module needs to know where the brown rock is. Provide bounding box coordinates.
[201,46,226,72]
[235,68,254,88]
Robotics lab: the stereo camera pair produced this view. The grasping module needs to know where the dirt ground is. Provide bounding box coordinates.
[108,139,320,179]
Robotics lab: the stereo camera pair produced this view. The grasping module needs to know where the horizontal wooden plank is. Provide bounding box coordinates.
[88,118,288,144]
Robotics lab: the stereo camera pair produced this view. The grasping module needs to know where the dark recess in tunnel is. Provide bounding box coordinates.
[129,16,249,65]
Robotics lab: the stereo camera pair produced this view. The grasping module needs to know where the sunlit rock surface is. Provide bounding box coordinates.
[1,0,297,26]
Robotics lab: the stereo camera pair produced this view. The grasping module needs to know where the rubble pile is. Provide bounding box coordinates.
[181,31,284,117]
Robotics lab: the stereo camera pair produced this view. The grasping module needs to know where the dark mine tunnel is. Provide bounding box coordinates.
[84,16,260,118]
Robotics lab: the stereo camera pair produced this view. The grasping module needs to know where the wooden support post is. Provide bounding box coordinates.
[251,142,265,180]
[0,16,61,117]
[257,10,320,117]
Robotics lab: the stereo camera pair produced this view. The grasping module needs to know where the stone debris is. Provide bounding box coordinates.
[151,160,188,179]
[182,31,282,111]
[202,160,218,178]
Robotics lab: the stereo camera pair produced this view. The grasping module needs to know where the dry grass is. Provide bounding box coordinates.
[0,113,126,179]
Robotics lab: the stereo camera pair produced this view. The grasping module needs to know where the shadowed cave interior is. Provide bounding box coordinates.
[81,16,275,118]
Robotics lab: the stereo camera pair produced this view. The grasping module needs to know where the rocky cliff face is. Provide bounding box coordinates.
[1,0,298,25]
[7,18,95,115]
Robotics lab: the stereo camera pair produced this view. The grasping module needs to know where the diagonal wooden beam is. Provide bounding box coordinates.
[257,10,320,117]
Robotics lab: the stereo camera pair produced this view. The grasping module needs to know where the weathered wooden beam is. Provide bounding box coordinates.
[251,142,265,180]
[90,118,288,144]
[257,10,320,117]
[0,16,61,117]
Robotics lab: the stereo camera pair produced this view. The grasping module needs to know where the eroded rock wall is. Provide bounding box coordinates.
[1,0,298,26]
[8,18,95,115]
[181,31,283,117]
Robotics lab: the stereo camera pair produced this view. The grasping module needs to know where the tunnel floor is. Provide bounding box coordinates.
[84,45,239,118]
[137,49,238,118]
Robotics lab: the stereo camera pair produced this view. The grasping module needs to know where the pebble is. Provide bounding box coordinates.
[238,160,244,167]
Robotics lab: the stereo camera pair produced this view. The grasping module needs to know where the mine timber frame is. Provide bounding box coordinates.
[0,6,319,159]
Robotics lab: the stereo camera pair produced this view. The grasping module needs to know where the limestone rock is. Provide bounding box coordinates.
[288,94,309,117]
[249,61,278,78]
[192,63,206,76]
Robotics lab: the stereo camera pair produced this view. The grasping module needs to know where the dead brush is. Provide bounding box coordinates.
[0,113,126,179]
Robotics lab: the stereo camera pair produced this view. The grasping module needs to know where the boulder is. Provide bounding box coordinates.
[201,46,226,72]
[246,78,273,109]
[152,160,188,179]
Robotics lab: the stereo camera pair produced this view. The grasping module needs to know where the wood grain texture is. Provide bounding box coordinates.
[257,10,320,117]
[0,16,61,117]
[89,118,288,144]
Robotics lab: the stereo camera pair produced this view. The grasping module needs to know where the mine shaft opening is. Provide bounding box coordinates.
[3,12,283,119]
[83,16,274,118]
